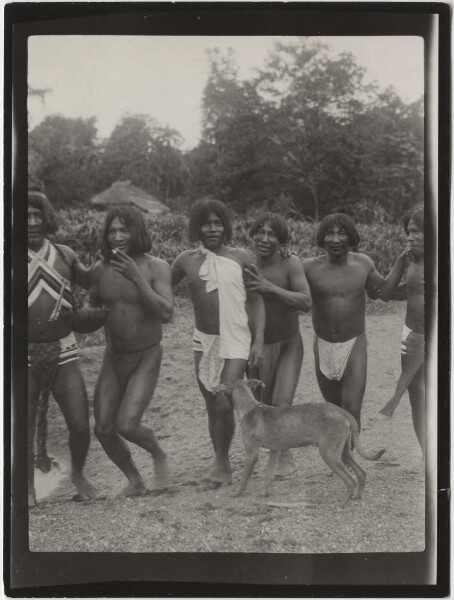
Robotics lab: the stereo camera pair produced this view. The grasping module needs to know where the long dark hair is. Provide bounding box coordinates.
[188,198,232,244]
[101,205,152,262]
[249,212,290,245]
[28,190,58,234]
[316,213,360,249]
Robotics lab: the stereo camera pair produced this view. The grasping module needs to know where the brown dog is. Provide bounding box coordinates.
[215,379,385,507]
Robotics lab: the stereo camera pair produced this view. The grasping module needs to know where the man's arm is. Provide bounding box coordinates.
[380,250,408,301]
[56,244,95,290]
[244,256,311,312]
[171,252,187,286]
[111,251,173,322]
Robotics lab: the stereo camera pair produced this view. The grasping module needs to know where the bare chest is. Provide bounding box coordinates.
[98,267,145,303]
[407,262,424,294]
[309,264,367,298]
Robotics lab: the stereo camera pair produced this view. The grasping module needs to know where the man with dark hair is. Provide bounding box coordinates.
[172,198,265,486]
[245,213,311,478]
[380,205,425,453]
[88,205,173,497]
[28,189,97,507]
[303,213,385,428]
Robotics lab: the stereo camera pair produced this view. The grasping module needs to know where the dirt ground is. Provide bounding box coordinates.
[29,300,426,554]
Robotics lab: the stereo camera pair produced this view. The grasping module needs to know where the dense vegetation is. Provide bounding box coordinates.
[29,40,423,222]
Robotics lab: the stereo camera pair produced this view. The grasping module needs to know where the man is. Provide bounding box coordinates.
[88,205,173,497]
[244,213,312,478]
[28,189,97,507]
[379,205,425,454]
[303,213,385,429]
[171,198,265,486]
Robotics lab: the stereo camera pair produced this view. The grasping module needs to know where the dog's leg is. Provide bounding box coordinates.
[342,442,366,499]
[234,445,259,497]
[319,442,356,508]
[261,450,280,497]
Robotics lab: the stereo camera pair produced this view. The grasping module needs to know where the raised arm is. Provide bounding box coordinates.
[111,250,173,323]
[244,256,311,312]
[380,250,409,301]
[57,244,96,290]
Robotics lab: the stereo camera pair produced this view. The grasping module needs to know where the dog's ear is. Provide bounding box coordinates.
[246,379,265,391]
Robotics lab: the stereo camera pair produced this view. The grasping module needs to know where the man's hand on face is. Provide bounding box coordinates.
[110,249,143,283]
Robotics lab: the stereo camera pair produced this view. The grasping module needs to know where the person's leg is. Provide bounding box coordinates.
[28,370,40,507]
[194,351,217,454]
[211,359,247,483]
[116,345,169,487]
[94,352,146,497]
[271,332,303,478]
[52,360,98,500]
[314,338,343,406]
[340,334,367,430]
[404,357,425,455]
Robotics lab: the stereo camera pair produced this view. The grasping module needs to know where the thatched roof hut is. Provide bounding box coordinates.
[91,180,170,214]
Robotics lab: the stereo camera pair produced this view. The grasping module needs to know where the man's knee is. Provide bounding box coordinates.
[68,420,90,439]
[116,415,139,439]
[94,421,116,439]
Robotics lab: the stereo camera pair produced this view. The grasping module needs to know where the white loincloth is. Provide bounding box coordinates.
[316,335,357,381]
[193,329,224,393]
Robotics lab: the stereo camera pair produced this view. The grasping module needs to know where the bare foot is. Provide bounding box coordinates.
[71,473,99,501]
[154,455,170,488]
[117,480,147,498]
[274,451,298,480]
[204,461,232,486]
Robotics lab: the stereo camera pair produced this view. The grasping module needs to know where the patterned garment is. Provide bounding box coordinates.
[28,238,73,316]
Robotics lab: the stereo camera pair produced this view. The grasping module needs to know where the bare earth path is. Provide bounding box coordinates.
[29,301,425,553]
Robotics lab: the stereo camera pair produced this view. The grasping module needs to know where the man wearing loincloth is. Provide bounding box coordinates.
[244,213,312,478]
[380,205,425,453]
[172,198,265,486]
[88,205,173,497]
[28,189,97,507]
[303,214,385,429]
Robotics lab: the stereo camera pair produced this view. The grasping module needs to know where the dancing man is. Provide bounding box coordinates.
[88,205,173,497]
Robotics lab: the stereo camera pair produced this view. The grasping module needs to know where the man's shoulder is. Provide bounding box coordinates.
[175,248,199,262]
[351,252,374,268]
[145,254,171,272]
[303,255,325,270]
[227,246,251,265]
[54,242,77,261]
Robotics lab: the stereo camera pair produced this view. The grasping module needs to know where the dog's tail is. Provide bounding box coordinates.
[347,414,386,461]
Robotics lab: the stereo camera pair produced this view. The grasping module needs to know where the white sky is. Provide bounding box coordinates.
[28,36,424,149]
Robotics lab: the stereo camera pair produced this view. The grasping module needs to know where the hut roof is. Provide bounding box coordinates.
[91,180,169,214]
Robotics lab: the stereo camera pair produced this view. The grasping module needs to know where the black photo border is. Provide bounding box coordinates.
[4,2,451,596]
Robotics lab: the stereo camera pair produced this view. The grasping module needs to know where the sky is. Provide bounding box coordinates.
[28,36,424,149]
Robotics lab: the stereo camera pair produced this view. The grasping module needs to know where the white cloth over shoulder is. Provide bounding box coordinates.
[198,246,251,361]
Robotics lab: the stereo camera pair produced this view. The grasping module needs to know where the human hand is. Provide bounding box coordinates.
[110,249,143,282]
[279,245,292,258]
[244,264,274,294]
[248,340,264,369]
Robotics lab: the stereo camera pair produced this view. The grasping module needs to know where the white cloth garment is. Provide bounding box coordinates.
[316,335,357,381]
[198,247,251,360]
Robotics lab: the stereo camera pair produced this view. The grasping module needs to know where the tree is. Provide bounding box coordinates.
[29,115,100,207]
[99,115,188,202]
